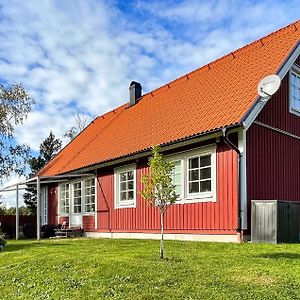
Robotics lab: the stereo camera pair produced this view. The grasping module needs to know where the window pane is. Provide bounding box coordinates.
[189,170,199,181]
[200,155,211,167]
[74,206,81,213]
[200,167,211,179]
[120,173,127,182]
[173,173,181,185]
[189,182,199,193]
[189,157,199,169]
[120,182,126,191]
[175,185,181,196]
[127,180,134,190]
[91,195,95,204]
[174,161,181,173]
[127,171,134,180]
[120,191,127,201]
[291,71,300,112]
[128,191,134,200]
[74,198,81,205]
[200,180,211,192]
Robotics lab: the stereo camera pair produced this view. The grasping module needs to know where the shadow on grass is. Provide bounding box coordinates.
[259,252,300,259]
[4,241,69,252]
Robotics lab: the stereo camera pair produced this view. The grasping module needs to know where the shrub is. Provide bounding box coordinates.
[0,233,6,249]
[23,223,37,238]
[42,224,60,238]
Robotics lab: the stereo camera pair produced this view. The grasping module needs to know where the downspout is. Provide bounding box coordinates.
[222,128,242,238]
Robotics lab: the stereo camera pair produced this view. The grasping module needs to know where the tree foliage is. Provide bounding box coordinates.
[0,84,34,178]
[23,131,62,211]
[64,112,90,141]
[141,146,178,259]
[0,204,32,216]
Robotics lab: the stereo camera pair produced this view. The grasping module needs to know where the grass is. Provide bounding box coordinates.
[0,239,300,299]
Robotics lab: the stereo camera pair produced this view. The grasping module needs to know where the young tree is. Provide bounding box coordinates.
[0,84,34,178]
[64,112,91,141]
[141,146,178,259]
[23,131,62,211]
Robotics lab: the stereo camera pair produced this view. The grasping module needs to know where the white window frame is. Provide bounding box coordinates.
[114,164,137,209]
[84,178,96,213]
[72,181,83,214]
[58,177,97,216]
[58,183,70,216]
[40,186,48,225]
[289,64,300,116]
[167,145,217,204]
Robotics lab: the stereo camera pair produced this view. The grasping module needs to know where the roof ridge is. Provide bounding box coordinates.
[140,19,300,99]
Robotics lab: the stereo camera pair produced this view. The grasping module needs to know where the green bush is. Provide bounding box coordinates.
[0,233,6,246]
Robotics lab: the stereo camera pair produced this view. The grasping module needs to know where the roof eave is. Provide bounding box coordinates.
[53,123,242,176]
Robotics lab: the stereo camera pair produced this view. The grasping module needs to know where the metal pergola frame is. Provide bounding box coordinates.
[0,173,95,240]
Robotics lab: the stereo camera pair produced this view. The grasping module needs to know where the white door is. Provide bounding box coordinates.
[40,186,48,226]
[70,181,83,227]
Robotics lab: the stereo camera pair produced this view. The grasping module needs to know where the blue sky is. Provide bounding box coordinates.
[0,0,299,205]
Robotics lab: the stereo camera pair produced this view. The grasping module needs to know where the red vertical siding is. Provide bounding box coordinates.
[95,142,238,234]
[48,184,58,225]
[59,216,69,225]
[97,173,112,231]
[247,55,300,230]
[83,216,95,231]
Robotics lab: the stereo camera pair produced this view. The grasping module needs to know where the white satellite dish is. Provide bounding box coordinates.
[257,75,281,97]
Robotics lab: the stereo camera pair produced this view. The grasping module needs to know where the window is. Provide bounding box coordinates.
[114,165,136,208]
[169,145,216,203]
[85,178,96,212]
[58,178,97,215]
[73,182,82,213]
[171,160,182,197]
[188,154,212,195]
[60,183,70,214]
[290,65,300,115]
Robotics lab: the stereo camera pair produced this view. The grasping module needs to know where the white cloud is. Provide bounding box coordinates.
[0,175,25,207]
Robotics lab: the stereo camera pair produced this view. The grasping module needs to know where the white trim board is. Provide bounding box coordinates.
[243,41,300,130]
[85,231,239,243]
[238,129,247,230]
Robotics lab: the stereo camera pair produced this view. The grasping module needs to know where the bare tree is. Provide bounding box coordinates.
[64,113,91,141]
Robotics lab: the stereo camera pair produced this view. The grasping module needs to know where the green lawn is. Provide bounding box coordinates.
[0,239,300,300]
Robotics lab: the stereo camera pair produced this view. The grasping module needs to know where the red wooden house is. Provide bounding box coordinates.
[37,20,300,242]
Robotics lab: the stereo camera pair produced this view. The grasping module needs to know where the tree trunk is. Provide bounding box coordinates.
[160,210,164,259]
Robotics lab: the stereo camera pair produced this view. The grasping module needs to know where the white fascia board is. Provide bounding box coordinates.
[238,128,247,230]
[243,41,300,131]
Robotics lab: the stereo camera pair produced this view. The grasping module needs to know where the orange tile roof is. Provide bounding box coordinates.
[39,20,300,176]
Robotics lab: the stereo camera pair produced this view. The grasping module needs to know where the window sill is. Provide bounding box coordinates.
[115,203,136,209]
[82,212,96,216]
[175,195,216,204]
